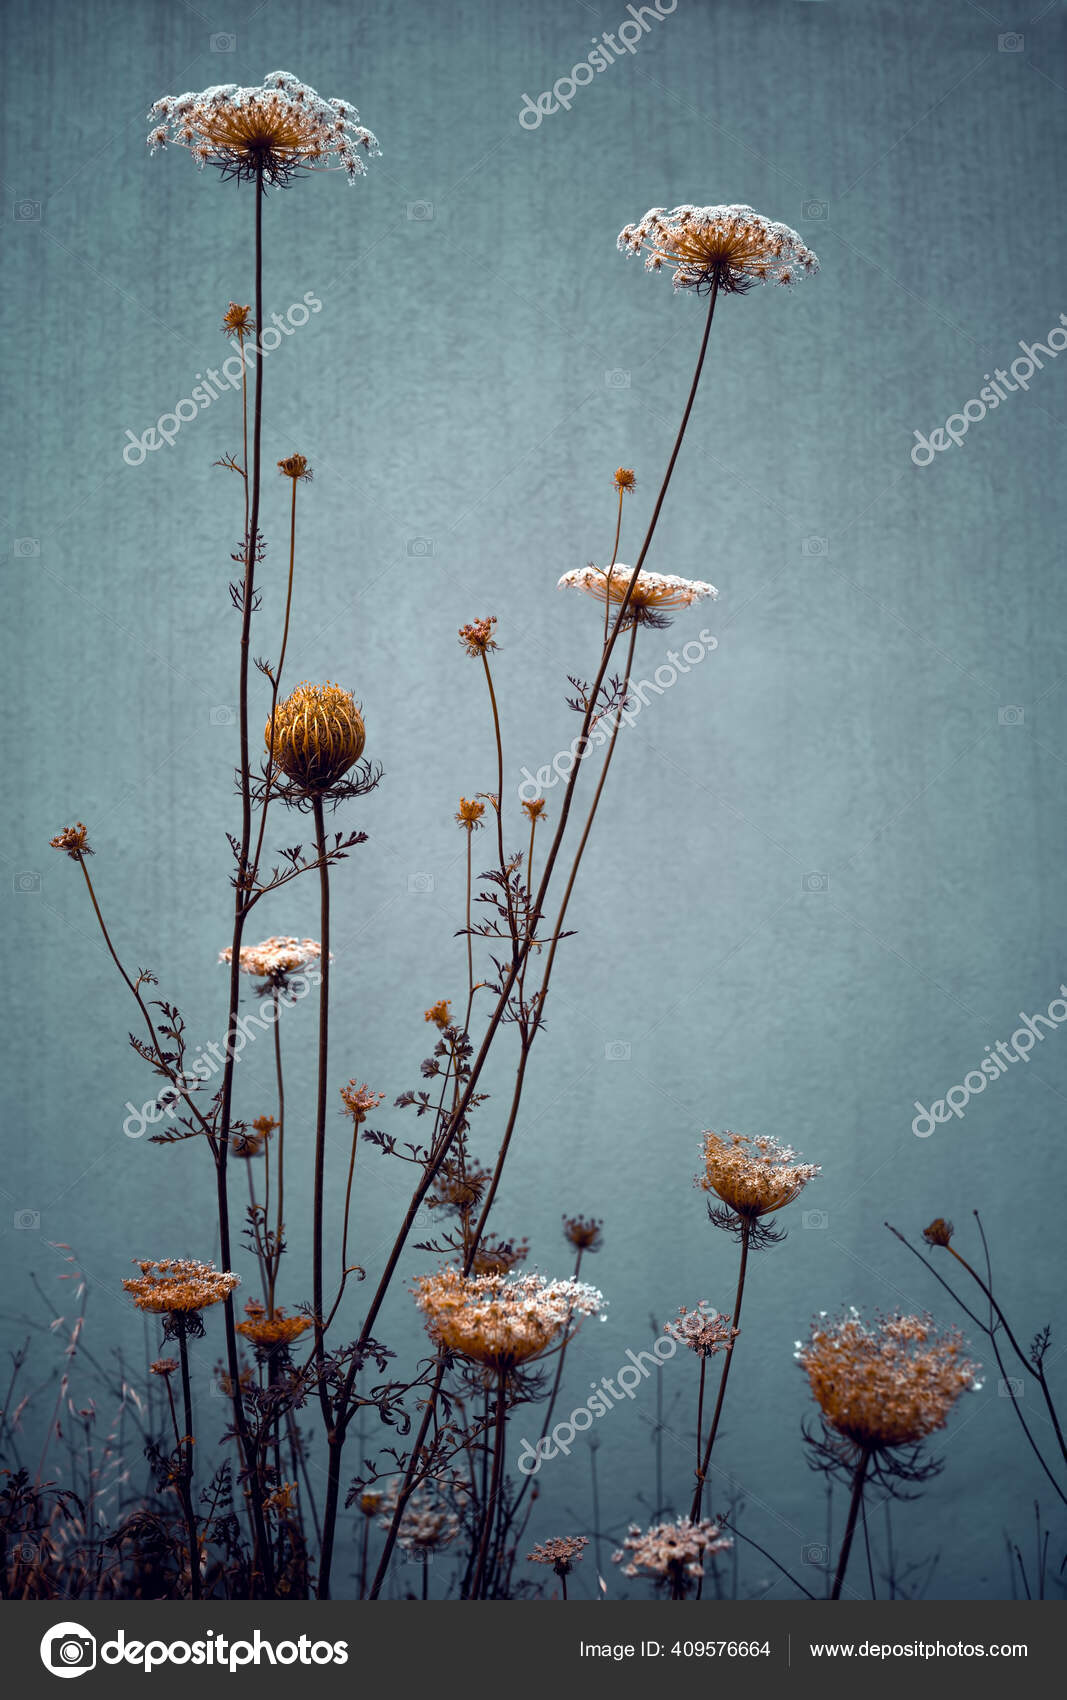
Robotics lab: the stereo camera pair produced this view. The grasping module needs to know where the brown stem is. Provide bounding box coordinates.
[831,1449,870,1600]
[469,1374,507,1598]
[310,794,333,1433]
[175,1321,201,1601]
[691,1218,750,1522]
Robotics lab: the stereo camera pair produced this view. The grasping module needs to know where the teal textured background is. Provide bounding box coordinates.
[3,0,1065,1598]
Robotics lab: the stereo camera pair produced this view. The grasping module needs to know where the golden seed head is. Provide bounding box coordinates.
[424,999,452,1030]
[123,1259,239,1315]
[266,681,365,792]
[277,453,312,482]
[222,302,254,338]
[613,467,637,492]
[413,1268,605,1370]
[562,1214,603,1253]
[458,616,498,657]
[456,797,486,831]
[521,797,547,823]
[50,822,92,858]
[149,1357,179,1378]
[923,1217,954,1248]
[339,1081,384,1125]
[697,1130,819,1220]
[236,1302,312,1348]
[797,1309,980,1452]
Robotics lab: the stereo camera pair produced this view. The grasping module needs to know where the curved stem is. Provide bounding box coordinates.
[691,1218,750,1521]
[831,1450,870,1600]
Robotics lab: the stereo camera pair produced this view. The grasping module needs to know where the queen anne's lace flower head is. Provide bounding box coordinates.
[613,1516,731,1583]
[619,204,819,295]
[558,565,716,630]
[797,1309,981,1453]
[413,1268,606,1370]
[123,1259,239,1315]
[148,70,380,185]
[697,1130,819,1222]
[666,1301,738,1358]
[220,936,323,981]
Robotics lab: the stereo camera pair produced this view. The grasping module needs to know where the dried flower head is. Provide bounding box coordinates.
[266,681,365,793]
[413,1268,605,1371]
[613,467,637,493]
[219,935,323,985]
[698,1131,819,1231]
[123,1259,239,1315]
[469,1235,529,1277]
[923,1218,955,1248]
[378,1484,460,1554]
[148,71,380,187]
[236,1301,311,1349]
[339,1081,384,1125]
[230,1116,276,1159]
[562,1214,603,1254]
[613,1516,731,1586]
[456,797,486,832]
[424,999,452,1030]
[797,1309,980,1455]
[222,302,254,339]
[666,1302,738,1358]
[149,1358,179,1378]
[277,454,312,482]
[619,204,819,296]
[521,798,547,824]
[359,1491,382,1517]
[528,1534,588,1575]
[50,823,92,858]
[458,616,498,657]
[558,564,717,630]
[431,1161,492,1215]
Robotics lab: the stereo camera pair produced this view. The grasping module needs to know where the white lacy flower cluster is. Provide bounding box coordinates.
[148,70,380,183]
[219,936,323,979]
[619,204,819,292]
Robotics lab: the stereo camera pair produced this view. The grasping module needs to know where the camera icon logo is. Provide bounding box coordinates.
[801,1543,830,1566]
[802,871,828,894]
[210,704,236,726]
[407,538,437,557]
[14,200,41,220]
[802,536,828,556]
[998,1376,1024,1398]
[406,201,434,221]
[14,538,41,556]
[604,1040,631,1061]
[998,32,1024,52]
[998,705,1024,726]
[802,1209,828,1230]
[40,1622,96,1679]
[605,369,631,389]
[14,1209,41,1230]
[210,32,237,51]
[802,199,828,220]
[408,871,435,894]
[14,871,41,894]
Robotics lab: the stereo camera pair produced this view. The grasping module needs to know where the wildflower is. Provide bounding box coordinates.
[277,454,312,482]
[50,823,92,858]
[358,1491,383,1517]
[265,681,365,793]
[219,935,323,988]
[666,1302,738,1358]
[613,1516,731,1589]
[264,1482,298,1515]
[522,798,547,824]
[424,999,452,1030]
[456,797,486,832]
[613,467,637,493]
[923,1218,954,1248]
[123,1259,239,1315]
[458,616,498,657]
[236,1301,311,1349]
[558,564,716,630]
[618,204,819,296]
[413,1268,605,1372]
[469,1235,529,1277]
[149,1358,179,1378]
[797,1309,980,1455]
[697,1131,819,1228]
[148,71,380,187]
[430,1161,492,1215]
[230,1115,276,1158]
[222,302,253,338]
[562,1215,603,1254]
[378,1484,460,1554]
[528,1534,588,1575]
[339,1081,384,1125]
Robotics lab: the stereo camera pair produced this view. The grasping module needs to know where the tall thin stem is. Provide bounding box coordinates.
[310,794,332,1423]
[268,992,285,1314]
[831,1450,870,1600]
[469,1374,507,1598]
[175,1321,202,1601]
[691,1218,750,1521]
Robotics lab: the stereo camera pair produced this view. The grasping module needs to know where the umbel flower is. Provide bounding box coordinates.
[230,1114,277,1158]
[797,1309,980,1462]
[458,616,498,657]
[562,1214,604,1254]
[148,71,380,186]
[619,204,819,296]
[123,1259,239,1315]
[424,999,452,1030]
[236,1299,311,1350]
[412,1269,605,1372]
[222,302,253,339]
[455,797,486,832]
[613,1516,731,1597]
[277,453,312,482]
[266,681,365,794]
[529,1534,588,1575]
[220,935,323,987]
[666,1302,738,1358]
[339,1082,385,1125]
[697,1130,819,1241]
[378,1485,461,1555]
[50,823,92,858]
[558,564,716,630]
[468,1235,529,1277]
